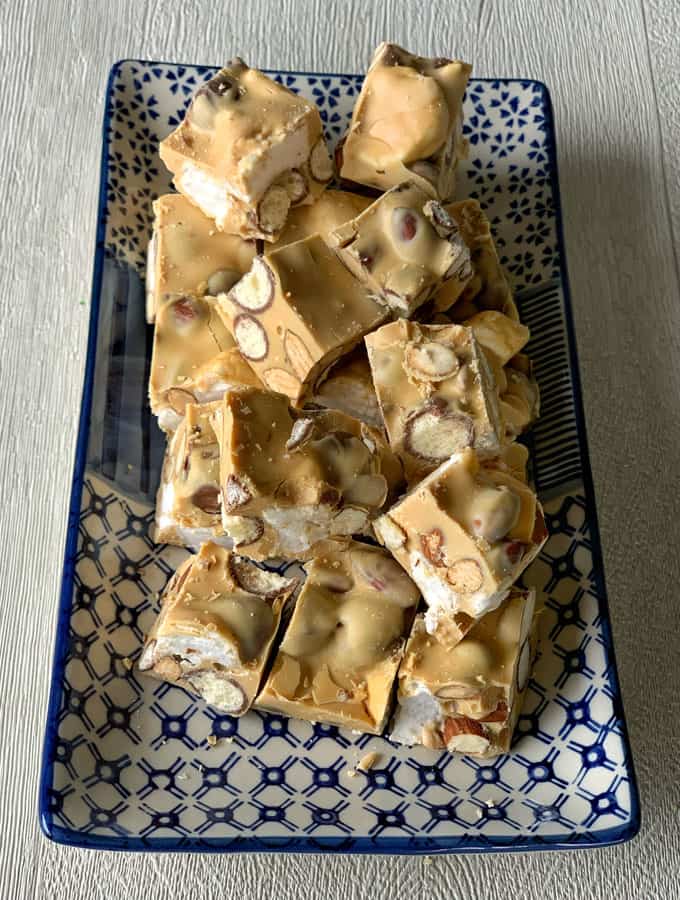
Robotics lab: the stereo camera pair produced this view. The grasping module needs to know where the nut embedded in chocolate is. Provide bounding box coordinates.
[283,331,315,378]
[257,185,291,234]
[423,199,457,237]
[380,44,407,67]
[277,168,309,205]
[172,296,201,326]
[224,474,252,511]
[189,72,244,131]
[403,341,460,381]
[228,555,298,599]
[191,484,221,515]
[229,257,275,312]
[446,558,484,594]
[222,515,265,547]
[233,314,269,360]
[487,539,525,574]
[374,515,407,551]
[207,268,242,296]
[442,716,490,754]
[262,367,302,396]
[187,673,248,715]
[313,568,354,593]
[516,639,531,693]
[166,387,197,416]
[421,528,445,566]
[479,701,509,723]
[469,486,521,544]
[286,417,314,451]
[333,137,346,176]
[392,207,420,243]
[166,563,192,597]
[352,552,420,607]
[446,256,473,282]
[404,401,475,462]
[308,138,334,183]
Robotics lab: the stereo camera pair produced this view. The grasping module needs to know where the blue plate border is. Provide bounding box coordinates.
[38,60,640,854]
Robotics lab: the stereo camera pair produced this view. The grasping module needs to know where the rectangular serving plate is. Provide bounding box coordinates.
[39,60,640,854]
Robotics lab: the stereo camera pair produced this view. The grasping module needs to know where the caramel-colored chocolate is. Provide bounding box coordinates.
[160,60,333,240]
[482,442,530,485]
[329,182,472,318]
[212,387,403,561]
[149,293,262,433]
[139,543,298,715]
[465,311,530,370]
[373,447,547,645]
[462,308,530,401]
[257,541,420,733]
[434,199,515,318]
[391,588,540,756]
[216,235,386,404]
[461,313,539,439]
[309,346,383,430]
[340,43,471,200]
[266,189,372,252]
[365,319,503,483]
[499,353,540,439]
[155,401,228,548]
[146,193,256,323]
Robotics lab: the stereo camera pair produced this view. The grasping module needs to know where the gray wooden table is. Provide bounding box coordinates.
[2,1,679,897]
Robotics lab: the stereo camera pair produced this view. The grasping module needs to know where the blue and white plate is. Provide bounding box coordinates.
[39,60,639,854]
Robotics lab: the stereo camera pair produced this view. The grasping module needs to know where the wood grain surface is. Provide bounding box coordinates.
[1,1,678,897]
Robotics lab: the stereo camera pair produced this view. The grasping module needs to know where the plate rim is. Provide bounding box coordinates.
[38,58,641,854]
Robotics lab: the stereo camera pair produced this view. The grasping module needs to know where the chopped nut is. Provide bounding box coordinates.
[286,417,315,451]
[166,387,196,416]
[262,367,303,397]
[373,515,407,551]
[446,558,484,594]
[357,751,381,772]
[403,341,460,381]
[223,474,252,511]
[257,184,291,234]
[191,483,221,515]
[404,401,474,462]
[309,138,334,182]
[276,168,309,205]
[421,528,445,566]
[284,330,315,379]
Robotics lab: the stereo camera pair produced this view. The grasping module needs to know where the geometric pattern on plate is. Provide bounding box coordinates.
[39,61,638,853]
